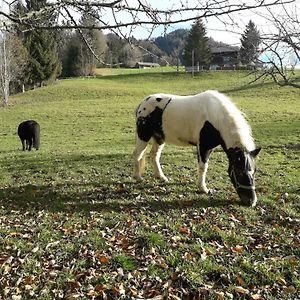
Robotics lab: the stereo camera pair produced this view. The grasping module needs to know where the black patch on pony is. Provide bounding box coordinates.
[137,107,165,144]
[18,120,40,151]
[136,98,172,144]
[198,121,226,163]
[156,97,162,102]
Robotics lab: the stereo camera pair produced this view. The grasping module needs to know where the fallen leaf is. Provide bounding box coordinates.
[67,280,81,290]
[283,286,296,294]
[23,276,35,285]
[0,254,12,264]
[204,247,214,255]
[32,246,39,253]
[95,254,109,264]
[94,284,107,292]
[236,275,246,286]
[183,251,193,260]
[113,283,125,295]
[251,294,263,300]
[178,226,190,234]
[86,290,99,298]
[235,286,249,295]
[232,245,243,253]
[9,232,23,237]
[215,291,225,300]
[277,277,287,285]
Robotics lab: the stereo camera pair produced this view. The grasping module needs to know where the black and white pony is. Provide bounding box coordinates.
[18,120,40,151]
[133,90,261,207]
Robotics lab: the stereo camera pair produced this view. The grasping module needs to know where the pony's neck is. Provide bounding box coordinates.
[220,125,255,153]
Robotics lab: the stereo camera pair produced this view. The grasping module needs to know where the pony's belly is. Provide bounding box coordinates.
[164,127,199,146]
[164,136,194,146]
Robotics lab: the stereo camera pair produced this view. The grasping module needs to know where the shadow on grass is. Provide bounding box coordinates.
[0,150,239,214]
[0,179,234,214]
[221,80,276,94]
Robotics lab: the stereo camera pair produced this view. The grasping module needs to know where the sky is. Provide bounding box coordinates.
[1,0,299,66]
[122,0,299,67]
[125,0,298,46]
[1,0,298,46]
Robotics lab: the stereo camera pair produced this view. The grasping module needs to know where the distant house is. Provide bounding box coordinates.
[135,62,160,69]
[210,43,239,69]
[185,40,240,72]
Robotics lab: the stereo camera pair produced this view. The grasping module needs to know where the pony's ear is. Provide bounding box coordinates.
[250,148,261,158]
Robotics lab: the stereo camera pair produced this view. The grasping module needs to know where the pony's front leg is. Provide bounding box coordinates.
[133,137,148,181]
[197,160,210,193]
[150,142,168,182]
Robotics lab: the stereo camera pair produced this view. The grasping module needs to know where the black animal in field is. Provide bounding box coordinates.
[18,120,40,151]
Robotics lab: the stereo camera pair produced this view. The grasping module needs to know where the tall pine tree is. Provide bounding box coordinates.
[239,20,260,65]
[14,0,61,87]
[183,20,211,66]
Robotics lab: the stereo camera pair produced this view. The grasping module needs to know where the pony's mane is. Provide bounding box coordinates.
[205,90,255,152]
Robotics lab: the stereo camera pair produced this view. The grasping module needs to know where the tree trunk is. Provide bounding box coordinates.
[0,31,10,106]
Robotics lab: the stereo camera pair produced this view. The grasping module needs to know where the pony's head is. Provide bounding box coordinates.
[227,147,261,207]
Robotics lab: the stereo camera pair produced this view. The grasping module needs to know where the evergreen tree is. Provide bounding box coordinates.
[25,29,61,85]
[239,20,260,65]
[106,34,127,66]
[182,20,211,66]
[13,0,61,87]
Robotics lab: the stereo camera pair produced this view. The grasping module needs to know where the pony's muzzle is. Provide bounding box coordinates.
[238,189,257,207]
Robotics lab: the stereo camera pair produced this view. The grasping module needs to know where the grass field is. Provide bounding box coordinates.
[0,69,299,299]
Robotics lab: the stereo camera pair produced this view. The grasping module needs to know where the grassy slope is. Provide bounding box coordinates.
[0,70,299,299]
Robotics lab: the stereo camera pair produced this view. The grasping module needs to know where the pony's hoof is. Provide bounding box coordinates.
[199,188,215,195]
[155,175,168,182]
[240,199,257,207]
[207,189,216,195]
[133,175,143,182]
[199,187,209,194]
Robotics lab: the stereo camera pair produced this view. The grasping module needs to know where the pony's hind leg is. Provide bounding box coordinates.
[133,137,148,181]
[27,138,33,151]
[21,139,25,151]
[150,141,168,182]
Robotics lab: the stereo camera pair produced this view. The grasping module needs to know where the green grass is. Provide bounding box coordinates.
[0,69,299,299]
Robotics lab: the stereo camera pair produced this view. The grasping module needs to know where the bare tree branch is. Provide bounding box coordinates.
[0,0,297,32]
[252,2,300,89]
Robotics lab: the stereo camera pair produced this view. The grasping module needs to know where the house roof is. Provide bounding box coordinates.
[208,39,239,54]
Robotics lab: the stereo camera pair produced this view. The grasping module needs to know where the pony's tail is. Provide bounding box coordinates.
[33,124,40,150]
